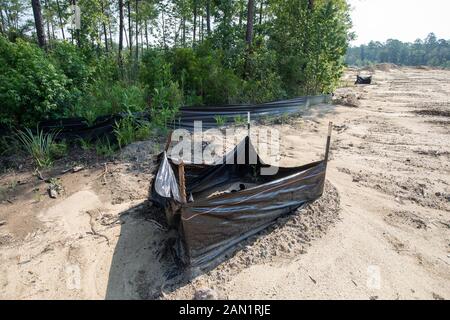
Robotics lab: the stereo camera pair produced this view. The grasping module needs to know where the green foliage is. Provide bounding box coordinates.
[135,121,153,141]
[69,81,146,120]
[151,81,183,130]
[114,116,155,149]
[346,33,450,68]
[0,135,13,156]
[0,36,71,126]
[50,141,68,159]
[1,0,354,136]
[140,50,172,95]
[78,138,93,151]
[50,41,92,89]
[140,45,246,106]
[233,114,246,127]
[202,66,242,105]
[95,136,116,157]
[14,127,60,168]
[114,116,136,149]
[214,115,227,127]
[269,0,352,95]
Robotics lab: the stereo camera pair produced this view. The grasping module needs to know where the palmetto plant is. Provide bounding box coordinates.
[15,127,60,168]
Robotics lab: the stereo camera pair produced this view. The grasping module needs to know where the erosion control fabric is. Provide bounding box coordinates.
[177,95,331,129]
[25,95,331,141]
[151,128,332,268]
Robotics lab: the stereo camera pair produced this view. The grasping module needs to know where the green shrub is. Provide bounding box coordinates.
[170,48,202,95]
[269,0,351,95]
[50,41,92,89]
[0,37,71,126]
[140,45,243,106]
[69,82,146,120]
[240,47,286,103]
[193,45,243,105]
[140,50,172,94]
[151,80,183,130]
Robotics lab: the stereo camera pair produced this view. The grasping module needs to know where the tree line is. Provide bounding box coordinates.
[1,0,353,129]
[346,33,450,68]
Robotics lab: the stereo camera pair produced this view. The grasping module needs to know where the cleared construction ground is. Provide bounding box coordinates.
[0,66,449,299]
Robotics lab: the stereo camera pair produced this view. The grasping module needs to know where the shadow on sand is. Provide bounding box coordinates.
[104,193,305,300]
[104,199,183,300]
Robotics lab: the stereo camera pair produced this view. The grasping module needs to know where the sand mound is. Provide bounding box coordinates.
[163,181,341,299]
[374,63,399,71]
[332,91,361,108]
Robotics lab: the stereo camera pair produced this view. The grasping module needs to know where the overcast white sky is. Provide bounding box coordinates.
[348,0,450,45]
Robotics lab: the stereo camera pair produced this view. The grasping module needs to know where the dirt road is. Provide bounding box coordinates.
[1,66,449,299]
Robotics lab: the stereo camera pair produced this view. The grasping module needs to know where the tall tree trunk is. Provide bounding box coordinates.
[245,0,255,46]
[124,25,129,47]
[31,0,47,48]
[51,19,55,40]
[259,0,263,24]
[43,0,51,43]
[55,0,65,40]
[4,8,12,30]
[140,24,143,56]
[127,0,132,57]
[118,0,124,71]
[182,17,185,46]
[144,19,149,49]
[101,0,108,51]
[135,0,139,62]
[206,0,211,35]
[161,9,166,48]
[0,9,6,34]
[174,19,181,46]
[108,18,113,49]
[201,15,203,42]
[193,0,197,45]
[0,9,5,34]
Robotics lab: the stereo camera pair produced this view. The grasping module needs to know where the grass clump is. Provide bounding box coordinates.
[114,116,154,149]
[15,127,60,168]
[95,137,116,157]
[214,115,227,127]
[233,115,247,127]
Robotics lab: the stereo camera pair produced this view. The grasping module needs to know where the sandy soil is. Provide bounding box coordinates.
[0,66,449,300]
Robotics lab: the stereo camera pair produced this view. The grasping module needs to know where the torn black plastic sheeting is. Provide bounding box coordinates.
[151,123,333,268]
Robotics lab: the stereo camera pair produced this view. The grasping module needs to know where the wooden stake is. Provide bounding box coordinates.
[178,161,187,203]
[165,130,173,152]
[247,112,251,138]
[324,122,333,164]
